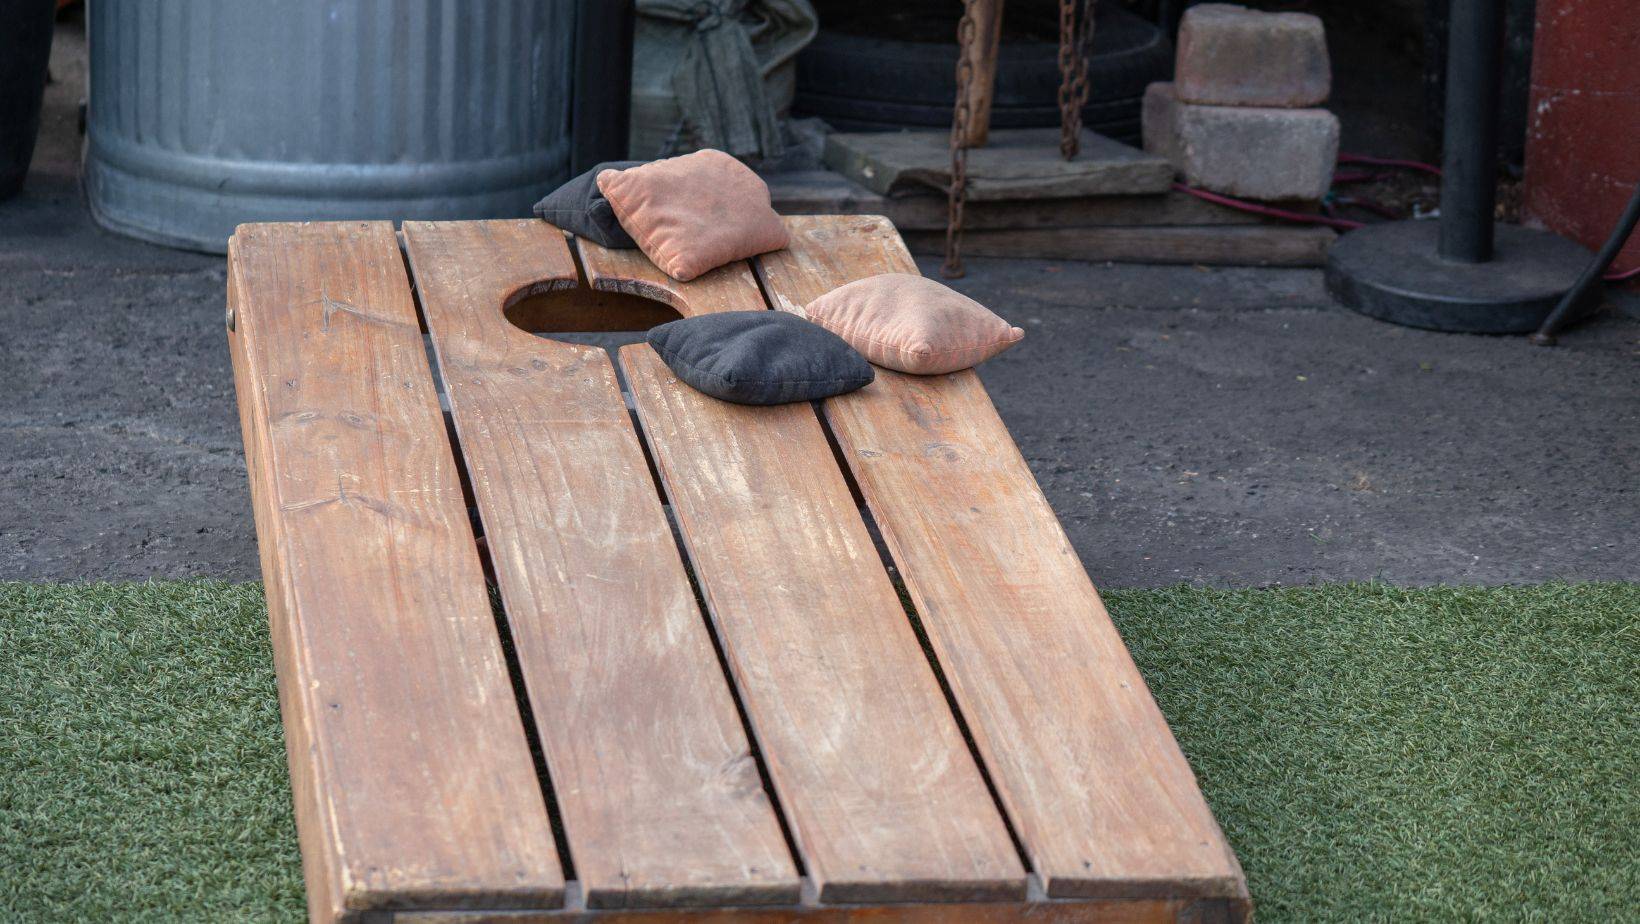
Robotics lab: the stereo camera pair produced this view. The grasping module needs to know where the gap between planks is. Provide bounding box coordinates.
[395,218,1244,916]
[746,251,1041,887]
[405,219,805,911]
[579,229,1046,901]
[755,215,1247,906]
[560,234,815,888]
[228,222,567,921]
[400,254,581,892]
[617,344,1027,903]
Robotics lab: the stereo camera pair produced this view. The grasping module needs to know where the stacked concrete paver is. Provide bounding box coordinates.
[1143,4,1340,201]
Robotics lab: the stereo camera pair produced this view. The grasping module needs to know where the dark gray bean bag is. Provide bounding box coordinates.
[532,160,645,248]
[645,311,875,406]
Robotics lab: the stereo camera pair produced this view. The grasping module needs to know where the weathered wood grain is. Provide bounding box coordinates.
[402,219,799,910]
[958,0,1006,148]
[576,238,767,315]
[226,221,563,923]
[619,346,1025,905]
[765,172,1265,231]
[755,216,1248,907]
[234,214,1251,923]
[397,894,1231,923]
[902,224,1336,266]
[823,129,1173,200]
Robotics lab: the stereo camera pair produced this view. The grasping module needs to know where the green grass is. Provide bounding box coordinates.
[1,582,1635,921]
[1107,583,1640,922]
[0,582,303,922]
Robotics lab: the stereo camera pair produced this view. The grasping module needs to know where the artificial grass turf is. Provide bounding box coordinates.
[1107,582,1639,922]
[0,582,1635,921]
[1,582,303,922]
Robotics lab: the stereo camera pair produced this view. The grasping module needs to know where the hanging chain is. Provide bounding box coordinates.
[1057,0,1097,160]
[942,0,980,279]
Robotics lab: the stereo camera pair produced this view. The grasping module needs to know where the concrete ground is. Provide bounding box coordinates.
[2,18,1636,587]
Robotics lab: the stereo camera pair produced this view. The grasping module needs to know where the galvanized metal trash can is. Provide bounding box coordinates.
[85,0,575,253]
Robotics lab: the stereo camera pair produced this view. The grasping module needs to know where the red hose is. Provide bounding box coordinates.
[1178,155,1637,281]
[1331,170,1393,185]
[1172,182,1365,231]
[1338,152,1442,177]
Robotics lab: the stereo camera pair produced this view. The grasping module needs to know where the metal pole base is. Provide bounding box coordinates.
[1325,221,1591,333]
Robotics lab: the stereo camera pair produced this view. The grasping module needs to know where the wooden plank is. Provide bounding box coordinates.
[397,895,1231,923]
[765,171,1265,231]
[401,220,799,911]
[576,237,767,314]
[618,346,1025,905]
[755,216,1249,908]
[228,240,349,924]
[226,221,563,923]
[902,224,1336,266]
[958,0,1006,148]
[492,229,1023,905]
[766,170,892,220]
[823,129,1173,200]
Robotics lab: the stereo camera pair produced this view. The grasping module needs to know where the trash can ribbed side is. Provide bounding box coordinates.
[85,0,575,253]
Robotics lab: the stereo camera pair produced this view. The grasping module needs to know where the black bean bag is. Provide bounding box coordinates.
[646,311,874,406]
[533,160,645,248]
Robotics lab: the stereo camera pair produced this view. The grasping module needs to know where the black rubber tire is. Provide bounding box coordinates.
[794,3,1171,145]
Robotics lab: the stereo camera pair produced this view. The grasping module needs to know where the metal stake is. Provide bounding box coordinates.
[1324,0,1590,333]
[1438,0,1502,263]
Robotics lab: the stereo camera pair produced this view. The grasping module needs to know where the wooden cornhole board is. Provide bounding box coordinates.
[226,215,1248,924]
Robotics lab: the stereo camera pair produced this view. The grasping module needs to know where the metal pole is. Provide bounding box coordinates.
[1438,0,1503,263]
[1529,182,1640,344]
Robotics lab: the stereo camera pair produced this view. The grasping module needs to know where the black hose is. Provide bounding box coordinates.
[1530,182,1640,344]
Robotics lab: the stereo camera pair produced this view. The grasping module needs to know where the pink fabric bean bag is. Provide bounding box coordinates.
[802,273,1025,375]
[597,150,789,282]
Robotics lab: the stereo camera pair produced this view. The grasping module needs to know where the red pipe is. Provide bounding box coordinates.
[1172,183,1365,231]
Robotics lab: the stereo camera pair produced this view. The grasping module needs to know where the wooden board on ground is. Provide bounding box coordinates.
[904,223,1337,266]
[229,213,1252,924]
[227,221,564,922]
[823,128,1173,200]
[403,219,799,910]
[757,216,1249,906]
[765,170,1268,231]
[397,896,1203,923]
[622,345,1025,905]
[581,246,1024,903]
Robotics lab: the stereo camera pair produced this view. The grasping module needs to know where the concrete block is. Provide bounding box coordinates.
[1145,83,1339,200]
[1142,82,1183,171]
[1175,3,1330,107]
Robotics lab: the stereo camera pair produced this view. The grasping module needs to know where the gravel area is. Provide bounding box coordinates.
[2,17,1635,586]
